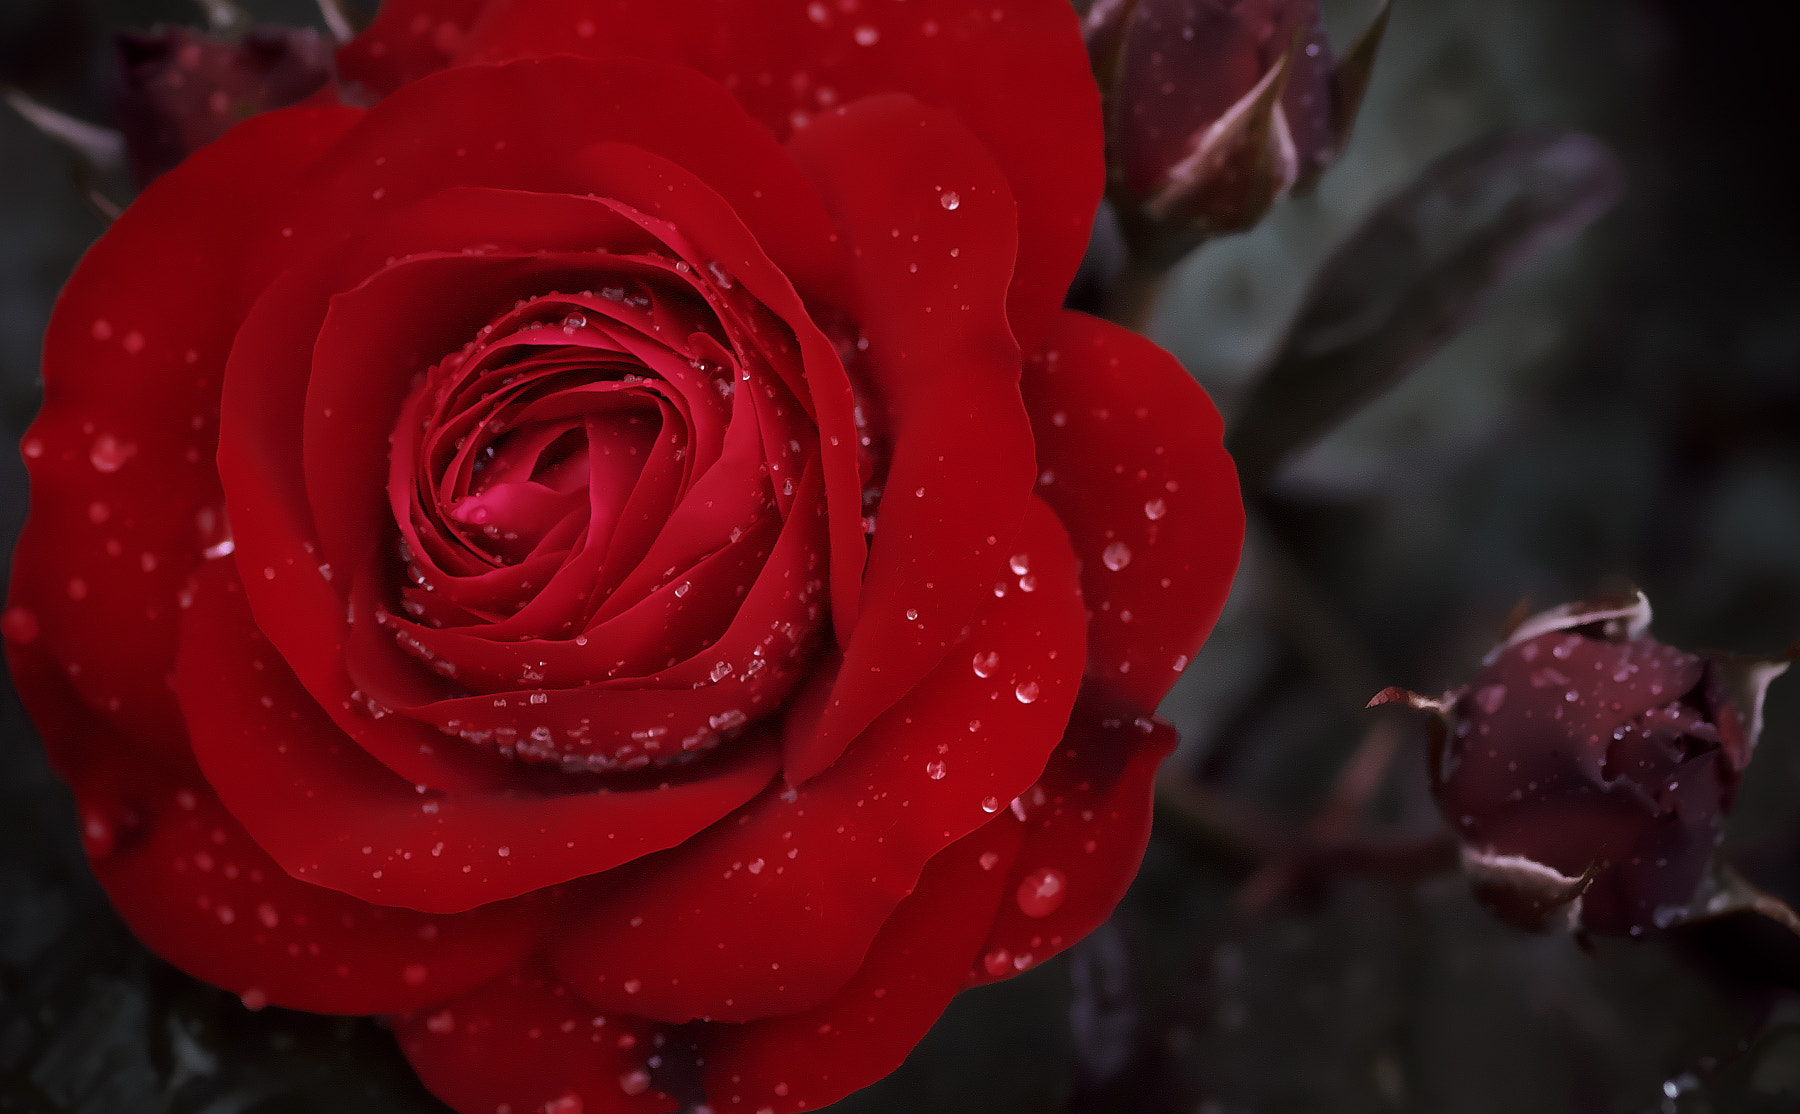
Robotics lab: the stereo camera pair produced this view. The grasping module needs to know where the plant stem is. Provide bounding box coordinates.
[1103,255,1174,334]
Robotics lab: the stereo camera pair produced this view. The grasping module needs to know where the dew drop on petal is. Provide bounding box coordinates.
[939,189,961,211]
[980,796,1001,813]
[983,947,1012,976]
[1101,541,1132,571]
[1144,497,1167,520]
[1016,867,1068,917]
[1014,681,1041,704]
[972,650,1000,678]
[925,759,948,780]
[979,850,1001,870]
[1009,553,1030,575]
[89,433,132,473]
[619,1069,651,1096]
[1474,684,1508,715]
[853,24,880,45]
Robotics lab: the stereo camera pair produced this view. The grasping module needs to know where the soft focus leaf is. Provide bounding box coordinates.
[1226,128,1624,488]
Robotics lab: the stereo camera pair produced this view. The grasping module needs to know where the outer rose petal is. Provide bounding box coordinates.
[455,0,1102,350]
[396,969,674,1114]
[6,104,357,761]
[1025,312,1243,710]
[780,93,1040,780]
[336,0,490,97]
[176,560,781,912]
[700,818,1026,1114]
[8,629,544,1015]
[964,689,1178,987]
[548,498,1084,1023]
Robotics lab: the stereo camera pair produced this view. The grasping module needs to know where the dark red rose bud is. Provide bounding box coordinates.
[1372,593,1791,936]
[114,25,334,187]
[1087,0,1390,258]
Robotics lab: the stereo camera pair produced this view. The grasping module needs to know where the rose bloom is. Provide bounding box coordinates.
[4,1,1242,1111]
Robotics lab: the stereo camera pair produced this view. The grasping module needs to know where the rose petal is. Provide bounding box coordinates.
[460,0,1102,350]
[395,967,674,1114]
[549,496,1083,1022]
[699,817,1026,1114]
[1024,312,1243,710]
[175,560,781,912]
[781,92,1044,781]
[963,688,1177,987]
[335,0,489,98]
[9,634,544,1015]
[7,105,356,764]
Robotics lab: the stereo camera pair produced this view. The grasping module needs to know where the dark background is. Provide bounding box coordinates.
[3,0,1799,1111]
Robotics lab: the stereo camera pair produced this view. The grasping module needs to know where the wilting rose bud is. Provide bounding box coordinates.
[1372,593,1791,936]
[1085,0,1389,258]
[115,25,334,186]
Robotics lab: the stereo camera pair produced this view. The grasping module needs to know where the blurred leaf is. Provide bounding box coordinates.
[1227,129,1624,489]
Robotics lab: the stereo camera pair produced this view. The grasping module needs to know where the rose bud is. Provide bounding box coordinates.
[114,24,334,186]
[1085,0,1390,259]
[4,0,1246,1111]
[1372,593,1790,936]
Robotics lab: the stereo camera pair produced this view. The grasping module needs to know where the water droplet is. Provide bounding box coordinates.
[1014,681,1040,704]
[622,978,642,994]
[619,1069,651,1096]
[1474,684,1507,715]
[979,850,1000,870]
[673,580,691,598]
[239,987,268,1011]
[972,650,1000,678]
[853,24,880,45]
[1143,497,1167,520]
[982,947,1012,976]
[1016,867,1067,917]
[425,1009,455,1034]
[1101,541,1132,571]
[939,189,961,211]
[562,312,587,330]
[925,759,948,780]
[1008,553,1030,575]
[906,608,920,621]
[981,796,1001,813]
[89,433,132,473]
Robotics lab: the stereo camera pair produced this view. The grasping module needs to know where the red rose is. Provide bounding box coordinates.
[4,1,1242,1111]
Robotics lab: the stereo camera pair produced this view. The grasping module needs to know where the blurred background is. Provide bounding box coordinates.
[3,0,1798,1111]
